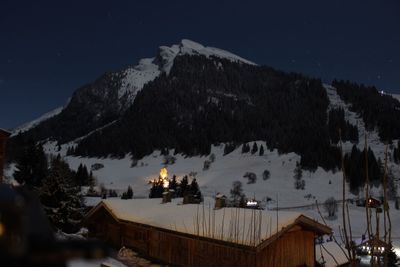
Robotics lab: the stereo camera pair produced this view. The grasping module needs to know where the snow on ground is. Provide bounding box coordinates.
[62,143,343,208]
[317,241,349,267]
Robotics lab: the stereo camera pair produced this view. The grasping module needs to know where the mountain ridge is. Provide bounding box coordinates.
[8,40,400,175]
[11,39,255,138]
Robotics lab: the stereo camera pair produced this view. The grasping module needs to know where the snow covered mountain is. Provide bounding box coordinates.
[11,39,255,144]
[117,39,255,107]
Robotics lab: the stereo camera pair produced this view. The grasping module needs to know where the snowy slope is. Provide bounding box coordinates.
[58,143,342,208]
[11,106,64,136]
[326,84,400,189]
[117,58,161,106]
[118,39,255,104]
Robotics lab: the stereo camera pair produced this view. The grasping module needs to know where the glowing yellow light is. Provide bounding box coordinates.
[160,168,168,179]
[163,180,170,188]
[160,168,169,188]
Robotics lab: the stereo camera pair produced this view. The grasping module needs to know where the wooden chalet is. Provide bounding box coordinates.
[84,198,331,267]
[0,129,11,183]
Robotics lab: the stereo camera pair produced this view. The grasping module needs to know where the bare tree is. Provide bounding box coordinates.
[230,181,245,206]
[324,197,338,219]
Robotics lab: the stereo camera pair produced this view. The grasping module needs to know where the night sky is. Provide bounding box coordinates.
[1,0,399,129]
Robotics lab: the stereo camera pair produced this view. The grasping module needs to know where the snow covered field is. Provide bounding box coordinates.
[47,139,400,260]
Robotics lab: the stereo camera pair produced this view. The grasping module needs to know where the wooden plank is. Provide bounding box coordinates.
[256,229,315,267]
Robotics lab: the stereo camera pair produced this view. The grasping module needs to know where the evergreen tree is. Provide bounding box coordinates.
[239,194,247,208]
[241,143,250,154]
[13,140,48,188]
[259,145,264,156]
[126,185,133,199]
[190,178,200,194]
[230,181,244,207]
[180,175,189,196]
[149,181,163,198]
[293,161,305,190]
[169,175,178,191]
[251,142,258,154]
[88,171,95,187]
[39,155,83,233]
[223,143,236,155]
[75,164,89,186]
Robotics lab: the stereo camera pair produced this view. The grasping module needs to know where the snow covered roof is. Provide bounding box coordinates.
[85,197,330,247]
[215,193,227,198]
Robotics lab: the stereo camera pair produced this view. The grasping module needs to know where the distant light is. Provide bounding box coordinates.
[380,90,385,95]
[247,200,257,206]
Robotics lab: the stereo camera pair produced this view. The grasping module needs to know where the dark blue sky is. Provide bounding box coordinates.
[1,0,399,129]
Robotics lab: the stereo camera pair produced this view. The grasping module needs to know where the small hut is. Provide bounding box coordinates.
[214,193,227,209]
[357,237,389,257]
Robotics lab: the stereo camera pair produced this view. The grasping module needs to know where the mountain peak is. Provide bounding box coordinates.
[180,39,205,50]
[155,39,256,75]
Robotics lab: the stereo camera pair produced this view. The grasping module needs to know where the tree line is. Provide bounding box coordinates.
[72,54,342,171]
